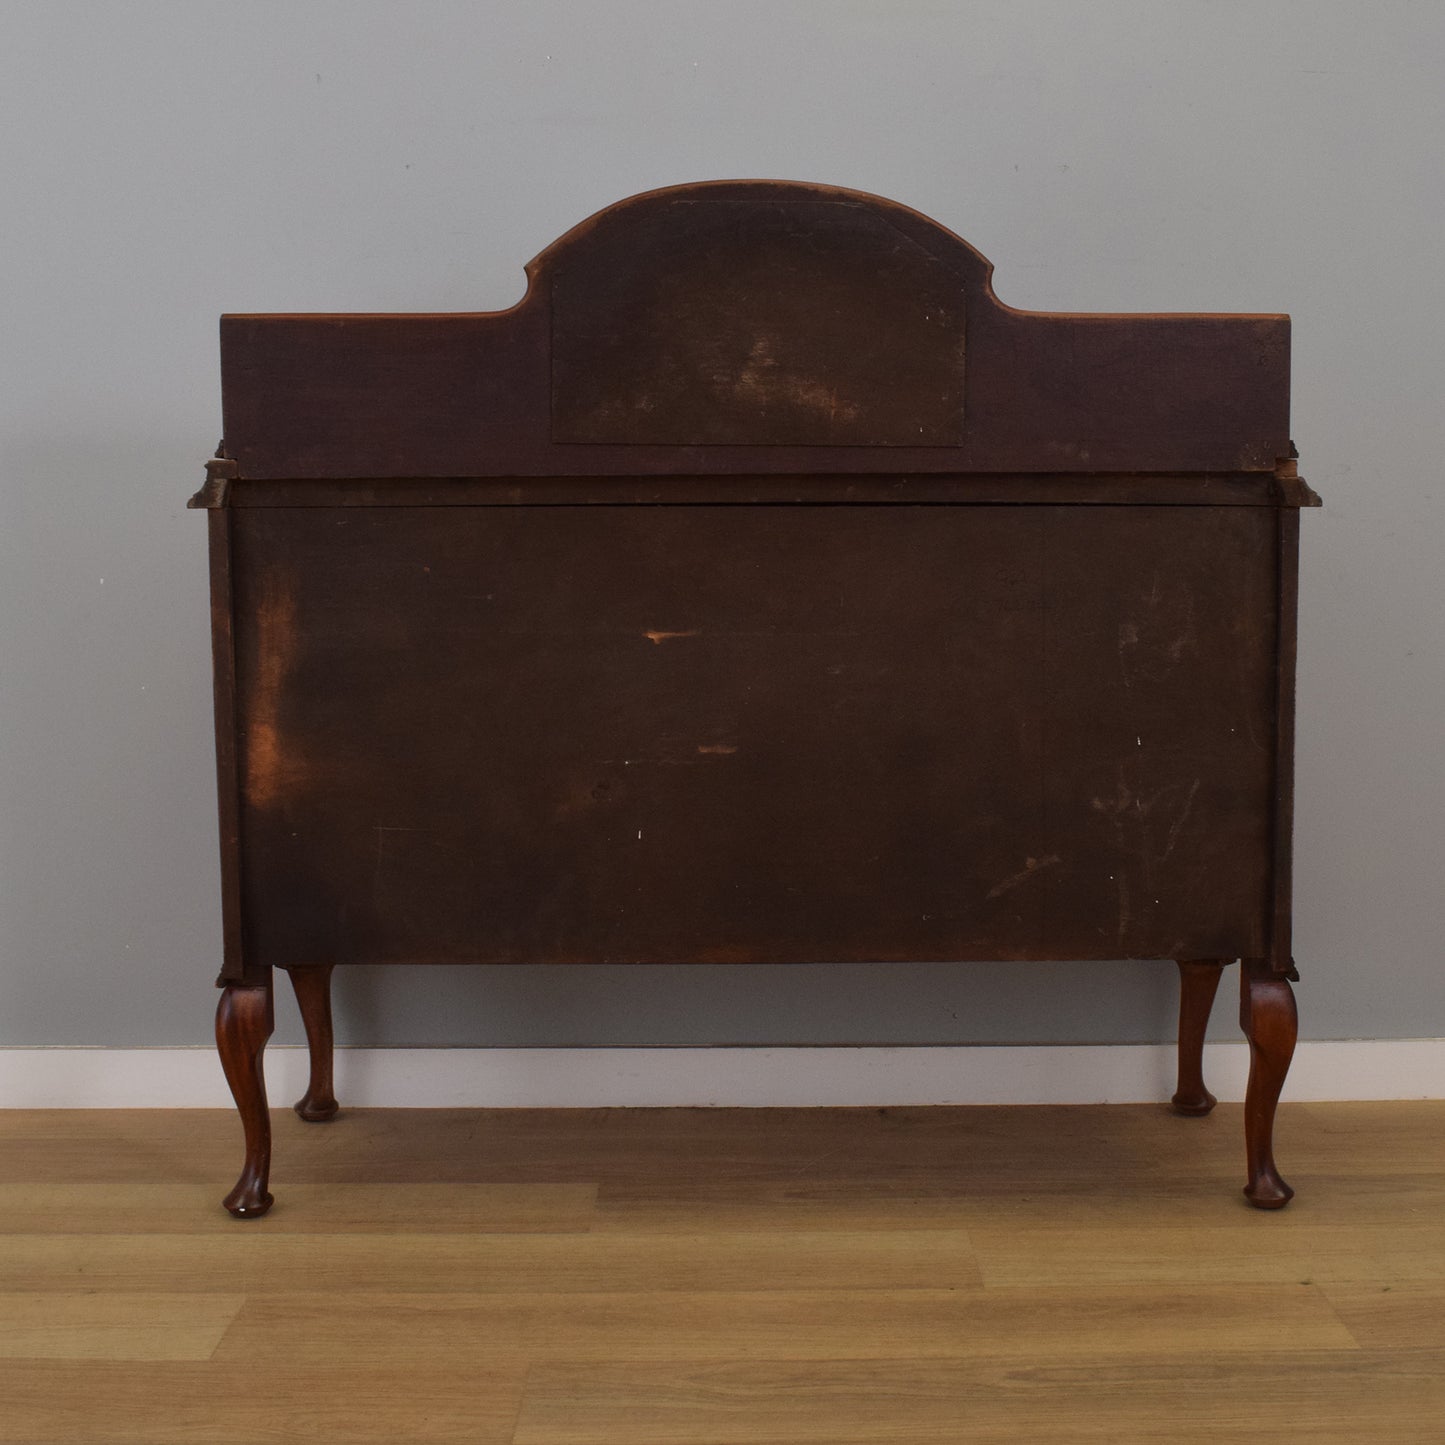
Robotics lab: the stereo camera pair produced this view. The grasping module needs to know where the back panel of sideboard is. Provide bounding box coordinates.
[228,500,1276,969]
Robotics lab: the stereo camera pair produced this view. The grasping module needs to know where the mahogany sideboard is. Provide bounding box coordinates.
[192,180,1318,1216]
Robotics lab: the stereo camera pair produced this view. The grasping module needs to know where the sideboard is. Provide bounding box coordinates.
[192,180,1318,1216]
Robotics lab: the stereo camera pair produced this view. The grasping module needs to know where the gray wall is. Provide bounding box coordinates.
[2,2,1441,1048]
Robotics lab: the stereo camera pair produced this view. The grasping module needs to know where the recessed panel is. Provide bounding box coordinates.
[231,503,1273,966]
[551,200,966,446]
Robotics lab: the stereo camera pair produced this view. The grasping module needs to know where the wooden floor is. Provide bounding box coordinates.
[3,1102,1445,1443]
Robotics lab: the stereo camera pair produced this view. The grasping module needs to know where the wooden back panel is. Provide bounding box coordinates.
[230,502,1277,970]
[205,181,1306,982]
[218,180,1290,479]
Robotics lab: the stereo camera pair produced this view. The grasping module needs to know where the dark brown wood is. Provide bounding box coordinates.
[205,508,249,985]
[215,979,274,1217]
[551,192,968,447]
[1239,958,1297,1208]
[200,180,1312,1211]
[284,964,339,1122]
[230,503,1275,969]
[1171,960,1228,1115]
[227,471,1285,510]
[1268,506,1302,975]
[218,181,1290,481]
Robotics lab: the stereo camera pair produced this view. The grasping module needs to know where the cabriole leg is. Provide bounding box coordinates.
[216,979,275,1218]
[1172,959,1228,1115]
[286,963,340,1122]
[1239,958,1297,1209]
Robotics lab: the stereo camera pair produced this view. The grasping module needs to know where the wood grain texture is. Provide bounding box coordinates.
[0,1294,244,1361]
[512,1354,1445,1445]
[0,1181,598,1234]
[970,1223,1445,1286]
[1319,1282,1445,1349]
[0,1362,526,1443]
[1,1230,984,1295]
[6,1102,1424,1187]
[210,1283,1355,1366]
[5,1104,1445,1442]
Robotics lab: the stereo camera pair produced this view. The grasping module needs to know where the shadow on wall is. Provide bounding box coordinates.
[324,958,1184,1049]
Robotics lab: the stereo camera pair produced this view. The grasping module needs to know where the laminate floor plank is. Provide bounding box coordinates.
[592,1182,1001,1232]
[0,1104,1289,1184]
[510,1352,1445,1445]
[209,1284,1356,1366]
[6,1103,1442,1186]
[0,1293,244,1361]
[3,1103,1443,1443]
[1319,1281,1445,1351]
[1,1228,983,1295]
[0,1181,598,1235]
[592,1170,1445,1231]
[271,1108,1190,1188]
[0,1361,526,1444]
[971,1222,1445,1286]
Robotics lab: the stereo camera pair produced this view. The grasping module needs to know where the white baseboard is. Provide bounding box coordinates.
[0,1041,1441,1108]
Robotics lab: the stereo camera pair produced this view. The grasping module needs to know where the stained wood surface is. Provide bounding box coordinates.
[230,502,1276,973]
[225,472,1288,508]
[218,180,1291,478]
[550,194,969,446]
[2,1103,1444,1441]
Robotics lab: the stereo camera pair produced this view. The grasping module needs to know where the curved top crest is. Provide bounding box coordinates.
[534,179,991,448]
[526,178,997,283]
[217,178,1293,478]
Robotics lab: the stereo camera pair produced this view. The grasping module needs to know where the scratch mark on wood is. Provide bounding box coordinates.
[697,743,739,755]
[373,825,427,888]
[1160,777,1202,860]
[1093,770,1202,896]
[987,853,1062,899]
[644,629,700,644]
[1116,872,1133,941]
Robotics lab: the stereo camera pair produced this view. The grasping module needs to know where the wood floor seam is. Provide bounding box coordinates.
[2,1104,1443,1441]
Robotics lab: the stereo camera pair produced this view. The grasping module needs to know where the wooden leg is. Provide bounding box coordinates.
[286,964,340,1122]
[1239,959,1297,1209]
[1171,959,1227,1116]
[216,980,275,1218]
